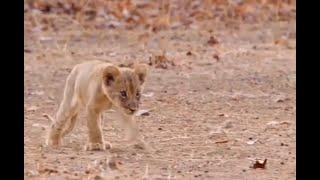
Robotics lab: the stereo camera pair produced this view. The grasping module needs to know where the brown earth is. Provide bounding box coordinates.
[24,9,296,180]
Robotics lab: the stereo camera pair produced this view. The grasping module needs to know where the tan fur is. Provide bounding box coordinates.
[46,60,148,151]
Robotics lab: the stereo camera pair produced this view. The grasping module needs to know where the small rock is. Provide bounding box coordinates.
[247,139,258,145]
[136,109,151,116]
[213,54,220,61]
[186,51,192,56]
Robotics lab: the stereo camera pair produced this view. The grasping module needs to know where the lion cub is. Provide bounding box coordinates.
[46,60,148,151]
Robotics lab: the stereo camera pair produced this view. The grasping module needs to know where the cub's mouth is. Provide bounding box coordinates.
[125,108,136,115]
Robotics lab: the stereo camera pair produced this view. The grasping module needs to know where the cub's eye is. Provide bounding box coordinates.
[136,92,141,98]
[120,91,127,98]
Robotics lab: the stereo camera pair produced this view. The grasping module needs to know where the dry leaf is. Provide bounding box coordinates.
[274,38,289,46]
[218,113,228,117]
[32,123,46,130]
[213,54,220,61]
[251,159,267,169]
[275,97,290,103]
[142,92,154,97]
[214,140,228,144]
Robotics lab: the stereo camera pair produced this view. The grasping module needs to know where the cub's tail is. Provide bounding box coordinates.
[43,113,54,123]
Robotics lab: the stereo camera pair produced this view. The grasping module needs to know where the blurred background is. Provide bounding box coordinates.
[24,0,295,34]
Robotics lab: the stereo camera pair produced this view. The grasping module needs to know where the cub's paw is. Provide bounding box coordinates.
[85,142,112,151]
[46,137,62,148]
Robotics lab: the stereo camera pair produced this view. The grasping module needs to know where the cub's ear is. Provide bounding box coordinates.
[134,63,148,85]
[102,65,121,86]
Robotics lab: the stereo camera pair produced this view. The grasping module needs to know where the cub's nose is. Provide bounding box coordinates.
[128,102,138,113]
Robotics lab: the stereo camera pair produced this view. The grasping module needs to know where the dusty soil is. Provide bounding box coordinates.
[24,12,296,179]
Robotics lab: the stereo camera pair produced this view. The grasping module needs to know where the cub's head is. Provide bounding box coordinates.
[102,63,148,115]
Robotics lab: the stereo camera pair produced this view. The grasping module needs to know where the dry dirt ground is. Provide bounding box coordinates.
[24,15,296,179]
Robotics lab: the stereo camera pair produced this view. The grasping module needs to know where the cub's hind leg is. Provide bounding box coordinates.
[46,68,79,147]
[61,113,79,137]
[46,96,79,147]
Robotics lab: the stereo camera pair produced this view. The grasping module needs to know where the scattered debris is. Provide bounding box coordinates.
[38,166,59,175]
[88,174,105,180]
[148,53,175,69]
[32,123,46,130]
[108,158,122,170]
[133,143,145,150]
[207,36,219,46]
[266,121,291,130]
[224,121,233,129]
[26,170,39,177]
[26,105,39,112]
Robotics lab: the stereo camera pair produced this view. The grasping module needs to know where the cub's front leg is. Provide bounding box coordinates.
[121,113,152,152]
[85,107,111,151]
[122,114,139,142]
